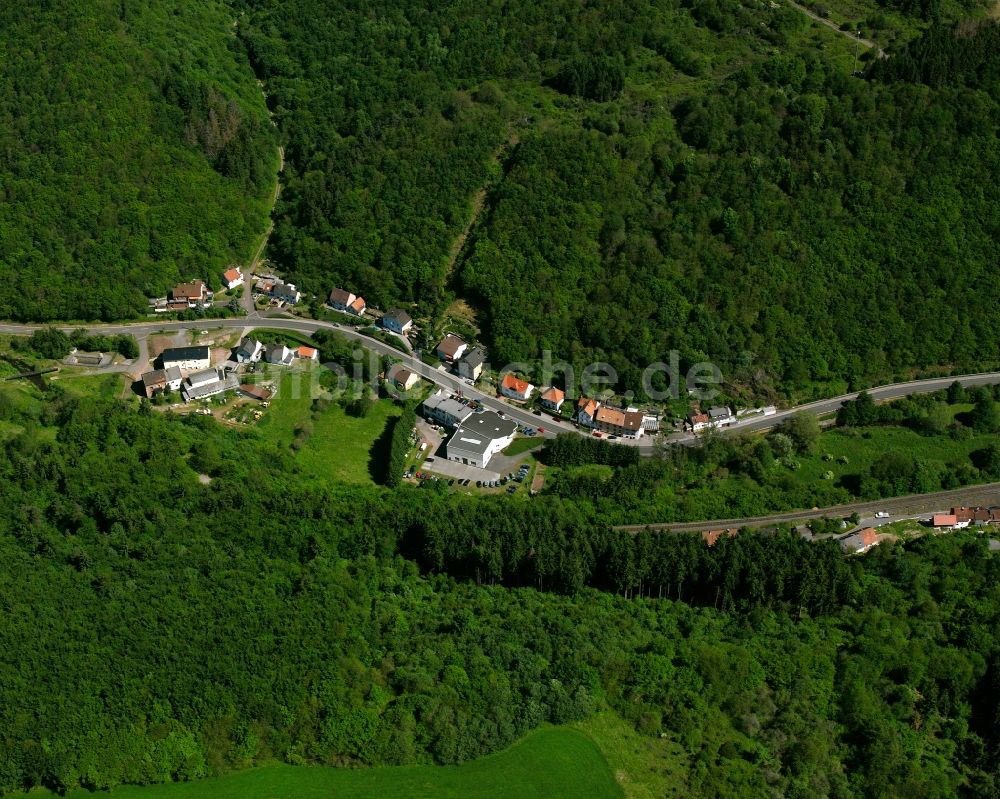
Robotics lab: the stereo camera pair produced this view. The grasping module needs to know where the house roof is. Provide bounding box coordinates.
[329,287,354,305]
[840,527,879,553]
[437,334,467,358]
[240,384,273,401]
[689,412,711,425]
[933,514,957,526]
[349,296,366,313]
[223,267,242,283]
[186,368,221,388]
[709,406,733,420]
[173,280,205,300]
[448,412,517,457]
[142,369,167,388]
[541,387,565,403]
[160,346,209,363]
[238,337,261,354]
[578,398,599,417]
[383,308,412,326]
[422,390,473,424]
[595,406,625,426]
[387,363,416,384]
[501,373,532,394]
[298,346,317,358]
[460,347,486,368]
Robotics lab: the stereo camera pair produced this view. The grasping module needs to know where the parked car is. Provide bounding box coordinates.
[507,486,517,494]
[534,409,542,416]
[592,431,602,437]
[476,480,482,487]
[537,427,545,433]
[608,435,618,440]
[874,511,890,519]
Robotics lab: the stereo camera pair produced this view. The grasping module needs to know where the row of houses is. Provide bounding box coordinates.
[329,288,367,317]
[932,506,1000,528]
[235,337,318,366]
[575,397,653,439]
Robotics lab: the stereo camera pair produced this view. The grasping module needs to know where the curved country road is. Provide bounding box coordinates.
[3,315,1000,452]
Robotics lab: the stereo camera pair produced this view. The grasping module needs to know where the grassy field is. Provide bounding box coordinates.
[56,727,622,799]
[256,366,402,484]
[502,436,545,456]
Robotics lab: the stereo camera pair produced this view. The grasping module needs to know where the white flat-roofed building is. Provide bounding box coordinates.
[447,411,517,468]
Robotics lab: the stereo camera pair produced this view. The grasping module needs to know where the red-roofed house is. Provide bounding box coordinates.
[348,296,366,316]
[222,267,244,290]
[540,387,565,411]
[841,527,879,554]
[932,514,958,528]
[688,412,711,432]
[297,346,319,361]
[172,280,207,304]
[577,397,600,427]
[500,373,534,401]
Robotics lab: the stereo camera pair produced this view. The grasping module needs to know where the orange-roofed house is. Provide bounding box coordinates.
[540,387,565,411]
[348,296,366,316]
[222,267,244,290]
[297,346,319,361]
[841,527,879,554]
[932,514,958,528]
[500,373,534,401]
[577,397,600,427]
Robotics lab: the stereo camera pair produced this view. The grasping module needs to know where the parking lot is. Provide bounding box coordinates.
[420,456,500,484]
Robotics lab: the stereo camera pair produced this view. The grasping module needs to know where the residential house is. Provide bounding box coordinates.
[381,308,413,335]
[159,346,210,372]
[297,346,319,361]
[436,334,468,363]
[688,412,712,432]
[171,280,207,305]
[840,527,879,554]
[708,406,735,427]
[140,366,182,398]
[932,514,963,529]
[266,343,294,365]
[239,384,273,402]
[952,506,1000,526]
[539,387,565,411]
[456,347,486,381]
[236,338,263,363]
[447,411,517,469]
[641,415,660,433]
[422,390,473,429]
[500,373,534,401]
[271,281,301,304]
[387,363,420,391]
[328,288,356,312]
[577,398,600,427]
[347,296,366,316]
[594,406,645,438]
[222,267,243,290]
[182,368,238,402]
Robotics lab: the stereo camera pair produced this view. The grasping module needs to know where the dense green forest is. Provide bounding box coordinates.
[236,0,1000,399]
[2,386,1000,796]
[0,0,276,322]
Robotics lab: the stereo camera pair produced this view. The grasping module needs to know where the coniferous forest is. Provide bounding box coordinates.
[1,389,1000,796]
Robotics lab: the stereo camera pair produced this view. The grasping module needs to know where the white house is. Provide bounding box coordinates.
[447,411,517,469]
[140,366,183,398]
[381,308,413,335]
[422,390,473,428]
[456,348,486,381]
[159,346,211,372]
[539,386,565,411]
[222,267,244,291]
[387,362,420,391]
[328,288,356,312]
[500,373,534,401]
[271,281,301,304]
[577,397,600,427]
[182,368,238,402]
[266,343,294,365]
[436,334,467,363]
[236,338,264,363]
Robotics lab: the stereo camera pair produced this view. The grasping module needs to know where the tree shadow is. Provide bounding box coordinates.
[368,414,398,485]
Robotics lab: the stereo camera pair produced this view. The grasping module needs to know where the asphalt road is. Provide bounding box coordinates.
[4,315,1000,448]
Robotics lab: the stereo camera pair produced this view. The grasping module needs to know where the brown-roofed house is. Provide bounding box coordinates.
[436,334,468,363]
[577,397,600,427]
[595,406,645,438]
[240,384,274,402]
[386,362,420,391]
[328,288,356,311]
[932,514,958,528]
[172,280,207,303]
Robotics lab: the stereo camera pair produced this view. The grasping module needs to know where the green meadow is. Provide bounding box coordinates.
[57,728,621,799]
